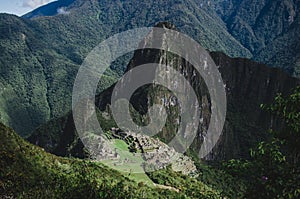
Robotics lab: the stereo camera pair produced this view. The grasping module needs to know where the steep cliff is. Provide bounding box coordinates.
[28,23,300,161]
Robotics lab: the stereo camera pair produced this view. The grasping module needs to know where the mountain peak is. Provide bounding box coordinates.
[22,0,76,19]
[154,22,177,30]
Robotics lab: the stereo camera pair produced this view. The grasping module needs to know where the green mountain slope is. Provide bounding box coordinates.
[213,0,300,75]
[0,122,232,198]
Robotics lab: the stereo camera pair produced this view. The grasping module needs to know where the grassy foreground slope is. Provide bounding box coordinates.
[0,122,226,198]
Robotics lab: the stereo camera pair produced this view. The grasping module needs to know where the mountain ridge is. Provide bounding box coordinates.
[22,0,76,19]
[23,0,300,75]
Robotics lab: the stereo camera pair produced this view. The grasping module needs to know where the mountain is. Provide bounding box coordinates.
[22,0,76,19]
[28,23,300,162]
[0,0,299,141]
[213,0,300,76]
[0,0,252,136]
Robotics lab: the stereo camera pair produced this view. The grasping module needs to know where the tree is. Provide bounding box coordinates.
[224,86,300,198]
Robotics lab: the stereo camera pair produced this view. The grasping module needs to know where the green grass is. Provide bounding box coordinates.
[114,139,130,151]
[112,139,154,186]
[101,139,151,185]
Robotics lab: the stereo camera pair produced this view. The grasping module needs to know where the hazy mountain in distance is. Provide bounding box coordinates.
[22,0,76,19]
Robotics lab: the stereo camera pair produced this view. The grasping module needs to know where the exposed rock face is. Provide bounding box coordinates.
[209,51,300,160]
[96,22,300,160]
[29,23,300,161]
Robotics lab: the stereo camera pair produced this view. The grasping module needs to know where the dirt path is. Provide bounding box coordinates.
[154,183,180,193]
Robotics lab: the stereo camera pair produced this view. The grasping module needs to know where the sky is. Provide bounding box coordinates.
[0,0,56,16]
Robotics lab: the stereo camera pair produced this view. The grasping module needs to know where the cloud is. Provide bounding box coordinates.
[57,7,70,15]
[22,0,54,9]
